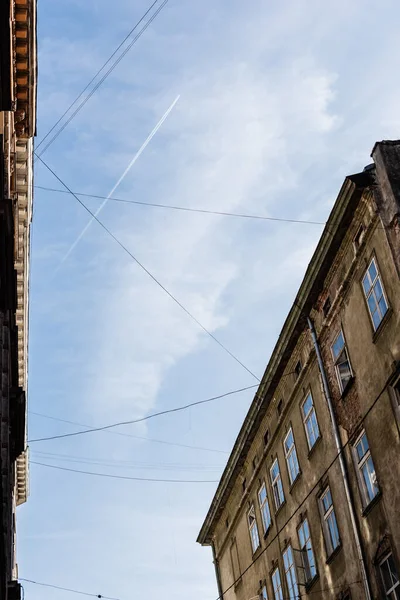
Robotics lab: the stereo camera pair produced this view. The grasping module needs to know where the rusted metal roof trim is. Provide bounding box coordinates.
[197,170,372,545]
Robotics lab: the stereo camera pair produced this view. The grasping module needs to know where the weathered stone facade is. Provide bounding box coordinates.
[198,141,400,600]
[0,1,36,598]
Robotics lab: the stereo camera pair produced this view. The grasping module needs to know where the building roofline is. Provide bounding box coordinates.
[197,168,373,546]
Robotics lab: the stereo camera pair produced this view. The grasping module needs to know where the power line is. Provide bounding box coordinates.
[34,185,326,226]
[28,384,258,443]
[36,155,260,382]
[28,411,229,454]
[35,0,169,158]
[213,379,390,600]
[20,578,121,600]
[31,461,219,483]
[31,451,223,471]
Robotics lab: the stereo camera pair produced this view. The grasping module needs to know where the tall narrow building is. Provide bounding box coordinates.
[198,141,400,600]
[0,0,37,598]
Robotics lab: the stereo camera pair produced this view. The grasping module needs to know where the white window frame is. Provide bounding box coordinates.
[271,567,284,600]
[270,458,285,510]
[362,257,389,331]
[247,504,260,554]
[297,518,317,583]
[379,552,400,599]
[352,429,379,507]
[258,482,271,534]
[301,392,320,450]
[283,545,299,600]
[284,427,300,485]
[331,329,353,393]
[319,486,340,556]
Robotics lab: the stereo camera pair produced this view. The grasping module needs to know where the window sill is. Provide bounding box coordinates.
[372,307,393,344]
[274,500,286,517]
[325,543,342,565]
[251,544,262,559]
[263,524,272,540]
[307,435,322,460]
[362,490,382,517]
[340,376,355,400]
[305,573,320,593]
[289,472,302,494]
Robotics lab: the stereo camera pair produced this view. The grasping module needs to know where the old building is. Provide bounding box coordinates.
[198,141,400,600]
[0,0,36,598]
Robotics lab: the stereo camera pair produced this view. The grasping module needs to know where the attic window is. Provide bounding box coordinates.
[323,296,331,317]
[264,430,270,446]
[277,399,284,416]
[294,361,302,378]
[354,225,365,252]
[242,478,247,494]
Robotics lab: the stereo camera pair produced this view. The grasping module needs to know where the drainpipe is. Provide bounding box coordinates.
[211,541,224,600]
[307,317,372,600]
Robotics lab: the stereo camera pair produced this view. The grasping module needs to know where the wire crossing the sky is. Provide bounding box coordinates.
[34,185,326,225]
[28,384,258,443]
[31,462,220,483]
[35,0,169,158]
[36,155,261,382]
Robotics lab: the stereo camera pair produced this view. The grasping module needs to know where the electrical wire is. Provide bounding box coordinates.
[31,461,219,483]
[35,0,169,158]
[28,384,258,443]
[213,380,390,600]
[18,576,362,600]
[36,155,261,382]
[34,185,326,225]
[28,411,229,454]
[31,451,223,471]
[20,578,121,600]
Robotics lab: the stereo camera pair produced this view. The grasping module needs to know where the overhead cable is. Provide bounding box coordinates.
[31,462,219,483]
[36,155,260,382]
[29,411,229,454]
[35,0,169,157]
[28,384,258,443]
[34,185,325,225]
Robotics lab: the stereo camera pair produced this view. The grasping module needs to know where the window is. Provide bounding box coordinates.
[264,429,270,446]
[319,487,340,555]
[379,553,400,599]
[353,430,379,506]
[331,329,353,392]
[242,478,247,494]
[295,361,302,378]
[258,482,271,533]
[322,296,331,317]
[270,459,285,510]
[252,456,258,472]
[272,568,283,600]
[362,257,389,330]
[261,584,268,600]
[283,545,299,600]
[225,517,229,529]
[247,505,260,553]
[298,518,317,583]
[284,428,300,484]
[301,392,320,450]
[277,399,284,416]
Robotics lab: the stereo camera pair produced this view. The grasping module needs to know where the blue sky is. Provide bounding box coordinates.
[19,1,400,599]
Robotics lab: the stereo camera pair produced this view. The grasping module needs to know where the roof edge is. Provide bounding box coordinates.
[197,170,372,546]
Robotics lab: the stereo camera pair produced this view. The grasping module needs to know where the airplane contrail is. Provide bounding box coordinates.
[56,94,180,270]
